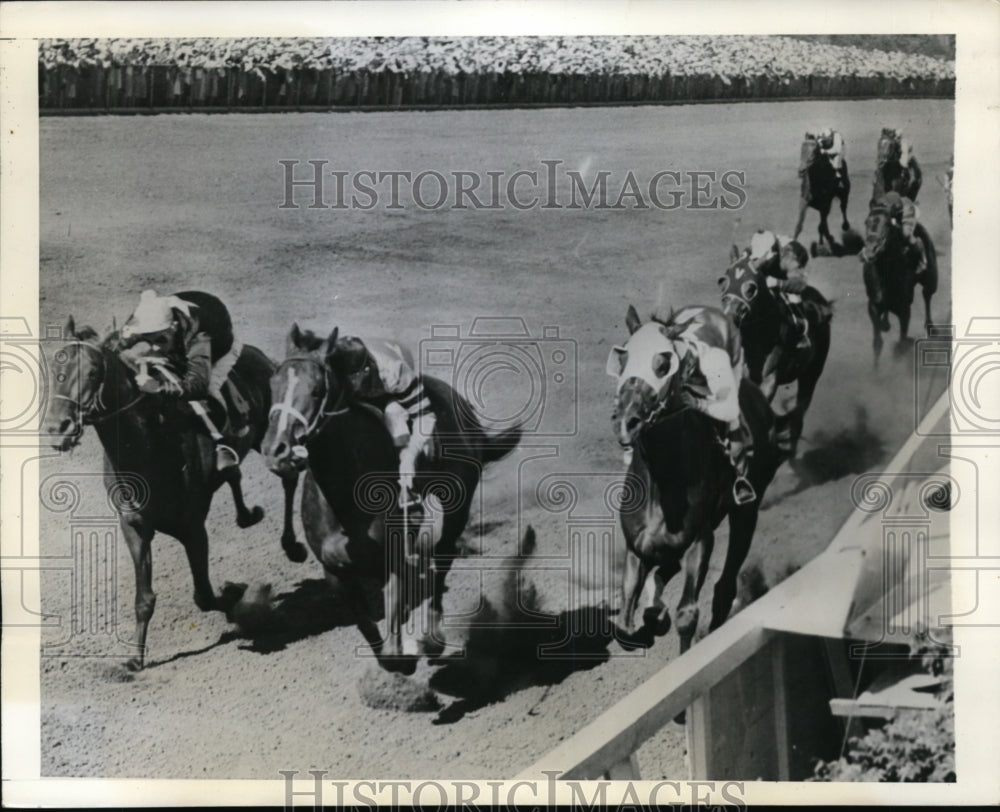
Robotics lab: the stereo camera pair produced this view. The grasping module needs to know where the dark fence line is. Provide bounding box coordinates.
[38,64,955,113]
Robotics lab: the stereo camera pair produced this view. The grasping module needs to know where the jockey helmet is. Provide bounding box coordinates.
[749,230,779,262]
[122,290,178,338]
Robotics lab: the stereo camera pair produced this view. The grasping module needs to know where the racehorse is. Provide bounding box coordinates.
[44,317,305,673]
[607,305,779,653]
[861,200,938,366]
[871,128,922,205]
[793,134,851,251]
[720,248,833,458]
[262,324,522,675]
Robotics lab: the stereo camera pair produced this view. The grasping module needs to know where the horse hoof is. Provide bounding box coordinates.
[237,505,265,529]
[283,539,309,563]
[673,709,687,726]
[380,657,418,677]
[124,657,143,674]
[613,624,653,651]
[642,606,672,637]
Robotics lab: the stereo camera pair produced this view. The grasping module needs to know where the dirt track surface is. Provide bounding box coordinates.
[39,100,952,779]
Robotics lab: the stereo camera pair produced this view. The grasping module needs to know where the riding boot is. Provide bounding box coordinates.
[727,422,757,506]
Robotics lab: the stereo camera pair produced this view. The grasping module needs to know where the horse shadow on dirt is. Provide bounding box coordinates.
[785,404,885,496]
[226,577,374,655]
[427,578,616,724]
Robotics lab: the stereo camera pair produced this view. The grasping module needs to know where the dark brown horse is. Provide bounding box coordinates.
[871,128,923,205]
[793,134,851,251]
[262,325,521,675]
[720,249,832,458]
[861,201,938,366]
[44,319,305,673]
[607,305,779,653]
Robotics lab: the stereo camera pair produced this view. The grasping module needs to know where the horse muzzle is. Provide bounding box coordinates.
[46,416,82,452]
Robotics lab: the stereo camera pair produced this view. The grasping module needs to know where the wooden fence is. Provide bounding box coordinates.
[38,64,955,113]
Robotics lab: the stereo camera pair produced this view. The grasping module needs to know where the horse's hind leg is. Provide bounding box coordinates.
[221,465,264,529]
[279,473,307,562]
[839,177,851,231]
[710,508,758,632]
[675,529,715,655]
[120,518,156,671]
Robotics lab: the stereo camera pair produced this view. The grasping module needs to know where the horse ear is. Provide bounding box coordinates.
[287,322,303,354]
[729,244,740,263]
[65,315,76,339]
[625,305,641,335]
[323,327,340,360]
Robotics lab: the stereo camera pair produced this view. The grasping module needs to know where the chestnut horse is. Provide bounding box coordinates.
[44,319,304,673]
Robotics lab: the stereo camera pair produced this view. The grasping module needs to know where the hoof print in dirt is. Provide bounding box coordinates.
[357,667,441,713]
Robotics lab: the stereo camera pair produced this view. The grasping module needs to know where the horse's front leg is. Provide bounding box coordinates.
[279,472,308,562]
[675,528,714,655]
[817,207,834,250]
[182,523,223,612]
[792,196,808,241]
[120,517,156,672]
[379,566,416,675]
[221,464,264,529]
[923,287,934,334]
[839,172,851,231]
[869,301,885,369]
[895,303,913,357]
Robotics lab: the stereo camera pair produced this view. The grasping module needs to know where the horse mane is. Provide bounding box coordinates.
[74,325,100,342]
[649,305,676,327]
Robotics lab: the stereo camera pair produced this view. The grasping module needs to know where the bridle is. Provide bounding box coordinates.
[268,355,350,446]
[53,340,145,425]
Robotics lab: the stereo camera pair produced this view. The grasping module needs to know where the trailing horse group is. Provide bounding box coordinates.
[43,125,944,684]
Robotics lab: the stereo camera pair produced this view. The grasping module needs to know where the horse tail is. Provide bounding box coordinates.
[478,424,523,465]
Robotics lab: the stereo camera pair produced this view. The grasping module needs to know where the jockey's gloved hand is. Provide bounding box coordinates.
[139,377,163,394]
[781,277,808,295]
[157,378,185,397]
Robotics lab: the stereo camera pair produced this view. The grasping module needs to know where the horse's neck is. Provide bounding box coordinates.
[313,408,397,517]
[92,356,157,471]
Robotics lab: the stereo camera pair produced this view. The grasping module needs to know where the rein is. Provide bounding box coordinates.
[269,356,349,445]
[59,341,146,425]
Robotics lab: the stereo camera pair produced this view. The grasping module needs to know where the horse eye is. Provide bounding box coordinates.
[718,276,730,292]
[652,352,672,378]
[742,281,758,300]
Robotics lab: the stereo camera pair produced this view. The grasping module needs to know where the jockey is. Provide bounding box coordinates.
[879,191,928,275]
[650,307,756,506]
[335,337,436,509]
[817,127,847,182]
[119,290,247,470]
[748,230,811,350]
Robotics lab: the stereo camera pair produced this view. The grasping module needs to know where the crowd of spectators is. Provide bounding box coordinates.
[39,35,955,82]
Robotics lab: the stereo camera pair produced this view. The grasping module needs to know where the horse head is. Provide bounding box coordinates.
[45,316,113,451]
[607,305,685,448]
[877,128,902,168]
[861,204,895,263]
[718,253,767,328]
[263,322,344,476]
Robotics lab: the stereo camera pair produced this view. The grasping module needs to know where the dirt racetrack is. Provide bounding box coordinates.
[38,99,953,779]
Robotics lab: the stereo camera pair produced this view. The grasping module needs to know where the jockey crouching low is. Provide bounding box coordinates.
[613,307,756,506]
[119,290,248,471]
[338,337,437,510]
[672,315,757,506]
[817,127,847,185]
[881,191,928,279]
[749,230,811,351]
